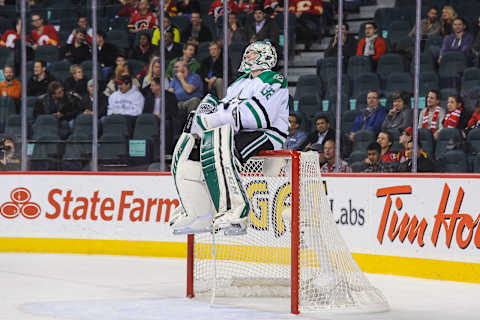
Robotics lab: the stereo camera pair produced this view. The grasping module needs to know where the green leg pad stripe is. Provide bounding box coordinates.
[200,130,221,211]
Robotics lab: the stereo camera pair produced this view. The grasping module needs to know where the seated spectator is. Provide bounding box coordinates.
[362,142,393,172]
[247,8,279,46]
[60,29,91,65]
[142,57,162,90]
[198,41,230,99]
[408,6,441,39]
[209,0,242,24]
[104,63,141,97]
[325,22,357,63]
[419,90,445,136]
[438,17,473,63]
[27,60,56,96]
[164,0,178,17]
[64,64,88,100]
[288,0,323,50]
[176,0,201,16]
[96,32,119,81]
[128,0,158,34]
[165,42,200,80]
[304,114,335,150]
[181,12,212,46]
[434,95,465,140]
[152,15,181,45]
[398,126,412,163]
[349,90,388,142]
[376,130,399,163]
[381,91,413,132]
[30,13,59,49]
[79,79,107,118]
[66,16,93,46]
[284,113,308,150]
[0,65,21,99]
[129,32,156,64]
[34,81,81,138]
[118,0,140,18]
[219,13,248,46]
[164,31,183,65]
[239,0,262,14]
[356,22,386,64]
[307,143,326,167]
[168,60,203,113]
[440,5,457,36]
[107,75,145,117]
[397,140,434,172]
[465,104,480,134]
[0,18,31,49]
[320,139,351,173]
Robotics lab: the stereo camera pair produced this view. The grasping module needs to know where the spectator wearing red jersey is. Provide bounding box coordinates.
[128,0,158,34]
[118,0,140,18]
[0,18,31,49]
[209,0,242,23]
[466,103,480,133]
[30,13,59,49]
[376,130,399,164]
[288,0,324,51]
[66,16,93,47]
[356,22,386,63]
[238,0,262,14]
[434,95,466,140]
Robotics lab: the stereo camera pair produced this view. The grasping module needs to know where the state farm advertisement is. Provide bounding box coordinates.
[0,174,181,242]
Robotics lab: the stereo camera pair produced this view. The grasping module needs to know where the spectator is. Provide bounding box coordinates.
[129,32,156,64]
[284,113,308,150]
[66,16,93,46]
[247,8,279,46]
[304,114,335,150]
[128,0,158,34]
[356,22,387,63]
[440,5,457,36]
[381,91,413,132]
[466,103,480,134]
[320,139,351,173]
[168,60,203,113]
[181,12,213,46]
[397,140,434,172]
[142,57,162,90]
[239,0,262,14]
[104,64,141,97]
[79,79,107,118]
[434,95,465,140]
[288,0,323,51]
[64,64,88,100]
[118,0,140,18]
[376,130,399,163]
[164,0,178,17]
[60,29,91,65]
[408,6,441,39]
[107,75,145,117]
[398,126,413,163]
[152,15,181,45]
[349,90,388,142]
[220,13,248,46]
[0,18,31,49]
[209,0,242,24]
[419,90,444,135]
[164,31,183,64]
[363,142,393,172]
[96,32,118,81]
[198,41,230,99]
[30,13,59,49]
[34,81,80,138]
[176,0,201,16]
[27,60,56,96]
[165,42,200,80]
[325,22,357,63]
[0,65,21,99]
[438,17,473,63]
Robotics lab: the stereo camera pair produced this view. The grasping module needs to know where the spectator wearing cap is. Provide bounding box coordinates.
[320,139,351,173]
[398,126,413,163]
[104,64,141,97]
[304,114,335,151]
[356,22,387,63]
[419,90,445,135]
[0,66,21,100]
[284,113,308,150]
[376,130,399,164]
[27,60,56,96]
[247,8,279,46]
[96,32,119,81]
[79,79,107,118]
[107,75,145,118]
[381,91,413,132]
[363,142,393,172]
[349,90,388,142]
[397,140,434,172]
[181,12,212,47]
[438,17,473,63]
[60,28,91,65]
[434,95,466,140]
[168,60,203,113]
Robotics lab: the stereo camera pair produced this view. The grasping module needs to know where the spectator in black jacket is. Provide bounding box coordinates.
[96,31,118,80]
[165,30,183,65]
[27,60,56,96]
[60,28,91,65]
[79,79,107,118]
[198,41,231,99]
[129,32,156,64]
[181,12,212,46]
[247,8,279,46]
[325,23,357,65]
[304,114,335,151]
[63,64,88,100]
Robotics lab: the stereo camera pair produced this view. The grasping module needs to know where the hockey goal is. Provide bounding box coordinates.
[186,150,389,314]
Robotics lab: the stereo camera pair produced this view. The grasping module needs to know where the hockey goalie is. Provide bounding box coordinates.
[170,41,289,235]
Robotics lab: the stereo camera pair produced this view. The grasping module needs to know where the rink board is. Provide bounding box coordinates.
[0,171,479,283]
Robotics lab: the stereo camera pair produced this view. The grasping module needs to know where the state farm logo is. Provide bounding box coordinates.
[1,187,41,219]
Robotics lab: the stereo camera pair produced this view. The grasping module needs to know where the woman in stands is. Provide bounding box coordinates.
[381,91,413,132]
[440,5,457,36]
[64,64,88,100]
[434,95,465,139]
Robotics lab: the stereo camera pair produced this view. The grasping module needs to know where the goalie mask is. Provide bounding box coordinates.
[238,41,277,73]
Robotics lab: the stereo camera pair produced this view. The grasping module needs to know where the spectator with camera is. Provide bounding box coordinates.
[60,29,91,65]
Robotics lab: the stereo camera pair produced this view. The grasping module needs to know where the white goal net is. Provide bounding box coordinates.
[187,150,389,314]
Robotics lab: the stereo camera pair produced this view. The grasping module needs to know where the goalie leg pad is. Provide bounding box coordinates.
[170,133,214,233]
[200,125,250,230]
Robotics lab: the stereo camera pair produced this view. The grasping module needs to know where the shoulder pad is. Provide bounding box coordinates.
[257,71,287,88]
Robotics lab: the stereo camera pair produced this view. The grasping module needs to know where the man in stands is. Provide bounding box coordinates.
[67,16,93,46]
[325,22,357,63]
[381,91,412,132]
[304,114,335,150]
[419,90,445,135]
[164,31,183,65]
[356,22,386,63]
[152,15,181,45]
[96,32,119,81]
[288,0,323,50]
[168,60,203,114]
[398,126,413,163]
[181,12,212,47]
[0,66,20,100]
[376,130,399,164]
[128,0,158,34]
[397,140,434,172]
[438,17,473,63]
[349,90,388,142]
[60,29,91,65]
[362,142,393,172]
[165,42,200,80]
[30,13,59,49]
[284,113,307,150]
[247,8,279,46]
[198,41,230,99]
[408,7,441,39]
[27,60,56,96]
[320,139,351,173]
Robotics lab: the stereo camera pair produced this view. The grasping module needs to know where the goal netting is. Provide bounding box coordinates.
[187,150,389,314]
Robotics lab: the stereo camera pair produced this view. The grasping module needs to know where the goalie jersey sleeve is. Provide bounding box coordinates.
[224,71,289,149]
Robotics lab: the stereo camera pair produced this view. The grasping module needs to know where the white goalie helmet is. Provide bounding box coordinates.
[238,41,277,73]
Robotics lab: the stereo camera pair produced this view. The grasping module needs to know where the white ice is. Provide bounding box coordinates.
[1,253,479,320]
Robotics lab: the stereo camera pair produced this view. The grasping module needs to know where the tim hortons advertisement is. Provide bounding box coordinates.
[324,176,480,263]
